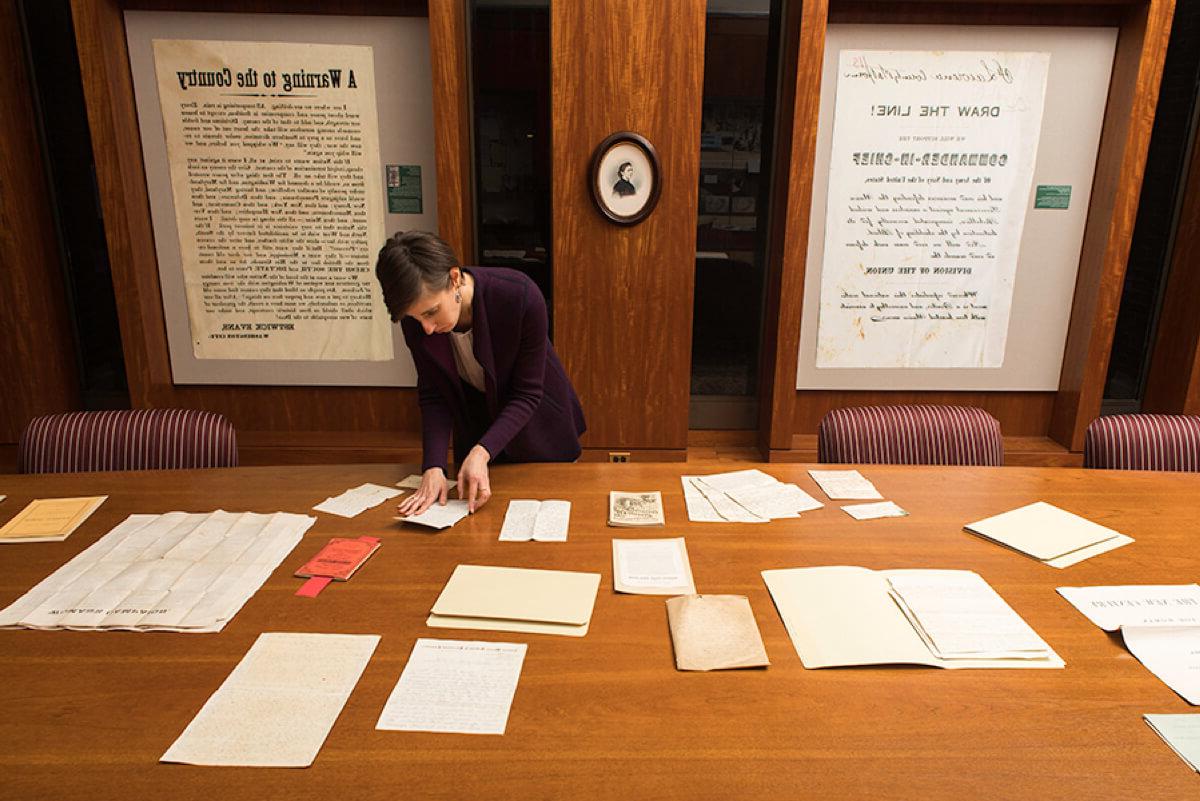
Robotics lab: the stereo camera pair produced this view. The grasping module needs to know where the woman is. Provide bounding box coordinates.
[376,230,585,515]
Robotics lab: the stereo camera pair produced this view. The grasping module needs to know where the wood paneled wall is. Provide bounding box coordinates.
[68,0,448,464]
[762,0,1176,461]
[0,1,80,444]
[551,0,706,453]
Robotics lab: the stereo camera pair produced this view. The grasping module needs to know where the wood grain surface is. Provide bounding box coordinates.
[551,0,705,450]
[1,462,1198,800]
[0,1,81,441]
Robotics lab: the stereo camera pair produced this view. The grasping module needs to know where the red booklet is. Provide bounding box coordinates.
[296,536,381,581]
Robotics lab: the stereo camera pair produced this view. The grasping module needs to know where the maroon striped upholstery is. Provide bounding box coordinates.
[1083,414,1200,472]
[18,409,238,474]
[818,405,1003,466]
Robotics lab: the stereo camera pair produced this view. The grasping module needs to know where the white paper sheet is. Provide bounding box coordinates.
[842,501,908,520]
[399,500,470,530]
[376,638,526,735]
[1145,714,1200,772]
[680,476,724,523]
[161,632,379,767]
[695,469,779,494]
[1123,626,1200,705]
[688,478,767,523]
[808,470,883,500]
[726,483,824,519]
[499,499,570,542]
[313,483,403,518]
[1057,585,1200,632]
[612,538,696,595]
[0,511,314,632]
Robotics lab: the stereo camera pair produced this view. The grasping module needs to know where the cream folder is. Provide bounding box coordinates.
[964,501,1131,562]
[761,566,1063,669]
[427,565,601,638]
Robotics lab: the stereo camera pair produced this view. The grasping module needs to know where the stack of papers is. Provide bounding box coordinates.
[0,511,314,632]
[162,633,378,767]
[608,491,665,527]
[313,483,402,518]
[499,500,570,542]
[427,565,600,637]
[612,538,696,595]
[681,469,822,523]
[965,501,1134,567]
[1144,715,1200,772]
[1059,585,1200,704]
[808,470,882,500]
[666,594,770,671]
[376,639,526,735]
[398,500,471,530]
[761,566,1063,669]
[888,572,1055,661]
[0,496,107,543]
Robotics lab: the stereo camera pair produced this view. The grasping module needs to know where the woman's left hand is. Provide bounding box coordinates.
[457,444,493,513]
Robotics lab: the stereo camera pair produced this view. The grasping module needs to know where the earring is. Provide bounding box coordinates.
[454,287,462,303]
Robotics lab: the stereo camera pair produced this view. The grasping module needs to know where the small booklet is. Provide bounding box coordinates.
[612,537,695,595]
[807,469,882,500]
[964,501,1133,568]
[499,500,571,542]
[0,496,107,543]
[608,491,665,527]
[397,499,470,530]
[666,594,770,671]
[296,536,381,581]
[1144,714,1200,772]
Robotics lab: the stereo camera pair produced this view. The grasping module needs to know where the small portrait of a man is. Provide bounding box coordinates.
[612,162,636,199]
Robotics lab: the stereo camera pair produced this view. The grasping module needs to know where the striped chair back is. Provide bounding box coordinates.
[1083,414,1200,472]
[818,405,1003,466]
[18,409,239,474]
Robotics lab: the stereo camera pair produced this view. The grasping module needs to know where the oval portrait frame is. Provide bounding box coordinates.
[588,131,662,226]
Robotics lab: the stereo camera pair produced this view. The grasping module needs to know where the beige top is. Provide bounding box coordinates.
[449,330,486,392]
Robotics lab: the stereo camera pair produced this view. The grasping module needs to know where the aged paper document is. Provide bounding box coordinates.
[762,566,1062,669]
[1057,585,1200,631]
[808,470,883,500]
[842,501,908,520]
[0,496,107,543]
[608,491,665,527]
[162,632,378,767]
[499,499,570,542]
[151,39,391,360]
[965,501,1133,567]
[666,594,770,671]
[376,639,526,735]
[398,500,470,530]
[313,483,402,518]
[427,565,600,637]
[0,511,314,631]
[1144,715,1200,772]
[1122,627,1200,705]
[398,474,456,491]
[612,538,696,596]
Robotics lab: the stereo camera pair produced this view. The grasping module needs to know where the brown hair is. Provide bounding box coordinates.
[375,230,460,322]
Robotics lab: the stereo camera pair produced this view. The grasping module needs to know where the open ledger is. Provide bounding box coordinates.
[964,501,1133,567]
[762,566,1063,669]
[1059,585,1200,705]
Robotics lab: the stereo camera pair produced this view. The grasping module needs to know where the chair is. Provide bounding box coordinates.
[1083,413,1200,472]
[18,409,239,474]
[818,405,1003,466]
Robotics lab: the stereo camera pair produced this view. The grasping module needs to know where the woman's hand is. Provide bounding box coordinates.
[457,444,493,513]
[397,467,448,516]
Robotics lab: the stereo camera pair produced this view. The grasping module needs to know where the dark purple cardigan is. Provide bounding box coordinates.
[401,266,586,472]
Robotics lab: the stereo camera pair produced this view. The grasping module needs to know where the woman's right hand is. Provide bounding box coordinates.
[397,467,448,516]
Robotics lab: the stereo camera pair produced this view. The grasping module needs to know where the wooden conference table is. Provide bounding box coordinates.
[1,462,1198,800]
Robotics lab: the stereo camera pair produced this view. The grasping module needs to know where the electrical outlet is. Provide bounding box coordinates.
[608,452,630,463]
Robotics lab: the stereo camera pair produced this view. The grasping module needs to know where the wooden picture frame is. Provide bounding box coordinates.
[589,131,661,225]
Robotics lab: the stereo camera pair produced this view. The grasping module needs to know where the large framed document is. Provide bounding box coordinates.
[125,12,437,386]
[796,25,1117,390]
